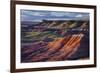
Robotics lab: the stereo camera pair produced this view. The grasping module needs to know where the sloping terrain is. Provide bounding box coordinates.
[21,20,89,62]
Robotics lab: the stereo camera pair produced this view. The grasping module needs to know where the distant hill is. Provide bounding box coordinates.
[36,20,89,29]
